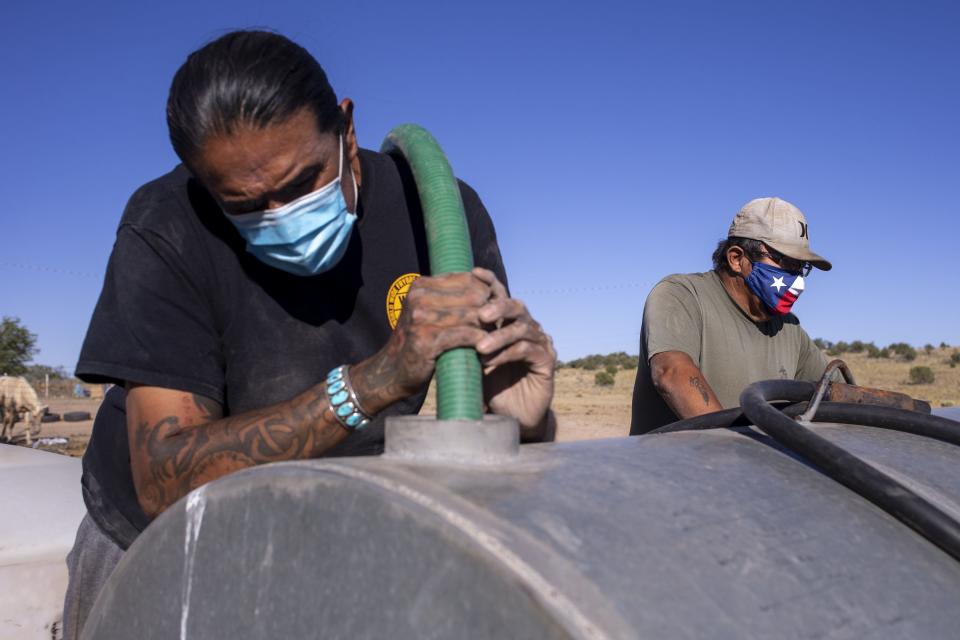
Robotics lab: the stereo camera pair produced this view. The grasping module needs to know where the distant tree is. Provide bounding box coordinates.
[564,352,640,371]
[941,342,951,349]
[594,371,615,387]
[924,344,935,354]
[849,340,866,353]
[909,366,935,385]
[865,343,880,358]
[887,342,917,361]
[604,363,618,375]
[0,316,38,376]
[826,341,848,356]
[813,338,831,350]
[24,364,69,385]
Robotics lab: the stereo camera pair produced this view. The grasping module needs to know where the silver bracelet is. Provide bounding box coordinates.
[325,366,372,431]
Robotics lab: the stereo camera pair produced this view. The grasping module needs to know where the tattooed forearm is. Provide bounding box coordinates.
[689,376,711,407]
[130,383,348,518]
[350,338,422,418]
[650,352,723,419]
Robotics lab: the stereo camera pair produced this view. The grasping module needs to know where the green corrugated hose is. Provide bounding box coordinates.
[380,124,483,421]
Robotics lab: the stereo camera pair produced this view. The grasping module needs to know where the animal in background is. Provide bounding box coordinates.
[0,376,47,446]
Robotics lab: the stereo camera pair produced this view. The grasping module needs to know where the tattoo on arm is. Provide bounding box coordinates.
[132,385,347,517]
[192,393,221,420]
[689,376,711,407]
[351,330,429,415]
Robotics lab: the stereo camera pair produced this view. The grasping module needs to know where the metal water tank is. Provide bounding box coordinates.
[82,407,960,639]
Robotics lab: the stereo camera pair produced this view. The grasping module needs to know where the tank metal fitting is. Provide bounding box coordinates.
[384,414,519,464]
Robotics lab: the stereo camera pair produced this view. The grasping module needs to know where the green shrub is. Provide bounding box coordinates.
[849,340,866,353]
[813,338,831,350]
[604,363,618,375]
[951,352,960,364]
[564,352,640,370]
[865,343,881,358]
[924,343,935,354]
[909,366,935,384]
[594,371,615,387]
[887,342,917,361]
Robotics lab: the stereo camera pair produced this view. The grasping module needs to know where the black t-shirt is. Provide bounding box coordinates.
[77,148,508,548]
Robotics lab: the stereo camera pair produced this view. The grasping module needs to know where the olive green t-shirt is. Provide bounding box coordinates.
[630,271,828,434]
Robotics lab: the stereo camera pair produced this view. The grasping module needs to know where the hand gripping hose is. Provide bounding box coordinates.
[381,125,483,421]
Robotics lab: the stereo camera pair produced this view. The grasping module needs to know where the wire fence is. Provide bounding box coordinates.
[1,261,653,297]
[1,262,102,279]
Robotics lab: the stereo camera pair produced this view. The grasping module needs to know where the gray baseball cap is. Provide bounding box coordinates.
[728,197,832,271]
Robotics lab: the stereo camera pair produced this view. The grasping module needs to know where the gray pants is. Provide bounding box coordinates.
[62,513,125,640]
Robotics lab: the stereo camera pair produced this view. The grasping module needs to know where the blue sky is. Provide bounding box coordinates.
[2,0,958,370]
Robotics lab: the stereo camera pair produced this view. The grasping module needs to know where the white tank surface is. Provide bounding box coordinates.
[0,444,86,640]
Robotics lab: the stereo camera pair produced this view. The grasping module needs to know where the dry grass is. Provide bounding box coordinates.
[833,348,959,407]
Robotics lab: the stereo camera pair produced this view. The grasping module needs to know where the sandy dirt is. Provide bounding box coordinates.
[9,348,958,458]
[542,368,634,441]
[5,397,101,457]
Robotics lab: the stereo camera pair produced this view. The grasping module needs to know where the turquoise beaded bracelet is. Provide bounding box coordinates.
[325,366,372,431]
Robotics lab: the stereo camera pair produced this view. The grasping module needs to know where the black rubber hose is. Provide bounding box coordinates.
[794,401,960,447]
[740,379,960,562]
[648,407,751,434]
[650,403,802,434]
[652,387,960,448]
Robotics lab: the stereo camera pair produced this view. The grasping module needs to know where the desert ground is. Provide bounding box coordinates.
[6,347,958,457]
[11,397,102,457]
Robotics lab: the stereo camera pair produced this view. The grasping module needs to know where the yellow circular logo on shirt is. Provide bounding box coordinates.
[386,273,421,329]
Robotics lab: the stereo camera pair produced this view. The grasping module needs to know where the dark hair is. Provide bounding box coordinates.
[712,236,766,275]
[166,30,343,165]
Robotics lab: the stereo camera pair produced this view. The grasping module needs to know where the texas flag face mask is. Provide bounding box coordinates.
[744,262,805,315]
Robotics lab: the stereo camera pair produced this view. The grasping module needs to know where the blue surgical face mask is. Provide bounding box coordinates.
[224,137,358,276]
[744,262,806,315]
